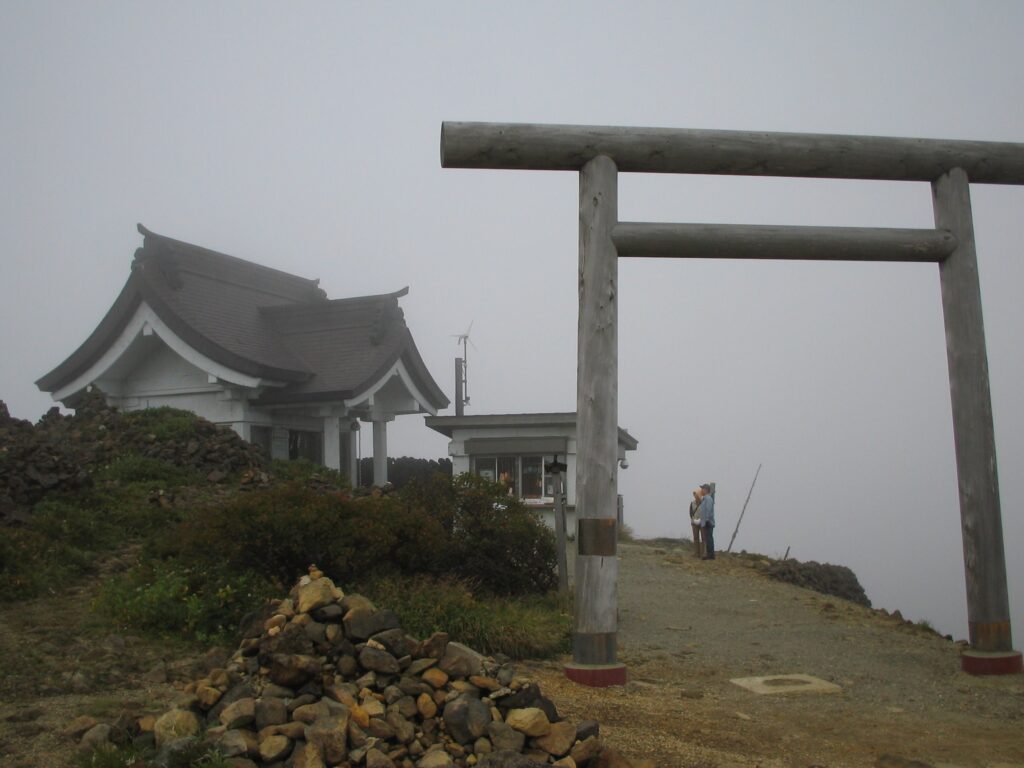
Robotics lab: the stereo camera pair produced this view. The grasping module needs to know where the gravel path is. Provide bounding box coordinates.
[527,539,1024,767]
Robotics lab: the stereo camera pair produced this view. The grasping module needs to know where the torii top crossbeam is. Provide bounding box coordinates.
[442,121,1024,183]
[441,120,1024,682]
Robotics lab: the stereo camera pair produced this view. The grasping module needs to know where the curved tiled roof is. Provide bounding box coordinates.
[37,225,449,411]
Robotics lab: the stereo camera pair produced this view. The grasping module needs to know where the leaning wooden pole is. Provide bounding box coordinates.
[932,168,1022,674]
[567,154,626,687]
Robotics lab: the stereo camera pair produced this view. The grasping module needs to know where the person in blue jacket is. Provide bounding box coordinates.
[698,483,716,560]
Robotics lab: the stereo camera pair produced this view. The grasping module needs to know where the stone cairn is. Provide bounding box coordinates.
[73,568,638,768]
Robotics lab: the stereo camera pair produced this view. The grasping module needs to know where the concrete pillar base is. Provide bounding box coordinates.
[564,663,627,687]
[961,649,1022,675]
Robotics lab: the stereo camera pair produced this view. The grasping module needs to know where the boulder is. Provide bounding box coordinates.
[533,721,576,757]
[417,750,455,768]
[365,747,397,768]
[344,608,401,641]
[255,696,288,730]
[268,653,320,687]
[439,642,484,678]
[476,750,538,768]
[421,667,449,689]
[154,709,202,746]
[359,646,401,675]
[78,724,112,752]
[63,715,100,740]
[216,729,253,758]
[296,578,338,614]
[306,713,350,764]
[219,697,257,729]
[419,632,449,659]
[417,692,438,718]
[505,708,551,738]
[570,736,602,766]
[258,733,293,762]
[487,722,526,753]
[444,694,492,744]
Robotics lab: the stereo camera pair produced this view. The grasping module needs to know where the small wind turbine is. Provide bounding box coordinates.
[451,321,475,416]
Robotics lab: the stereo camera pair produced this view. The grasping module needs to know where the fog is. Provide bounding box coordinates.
[2,2,1021,642]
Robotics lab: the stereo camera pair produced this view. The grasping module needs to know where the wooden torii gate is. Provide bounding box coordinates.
[441,121,1024,683]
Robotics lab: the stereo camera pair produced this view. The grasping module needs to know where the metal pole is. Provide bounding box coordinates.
[727,463,762,553]
[455,358,465,417]
[553,470,568,594]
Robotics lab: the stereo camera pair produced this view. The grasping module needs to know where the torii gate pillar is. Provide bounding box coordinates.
[441,120,1023,679]
[566,155,627,686]
[934,169,1017,671]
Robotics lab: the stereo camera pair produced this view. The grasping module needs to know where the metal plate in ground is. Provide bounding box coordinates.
[730,674,841,695]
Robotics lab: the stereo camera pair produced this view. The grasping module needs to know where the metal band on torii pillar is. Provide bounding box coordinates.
[441,121,1024,678]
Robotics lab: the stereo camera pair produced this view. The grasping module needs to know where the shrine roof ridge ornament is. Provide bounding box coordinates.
[441,121,1024,184]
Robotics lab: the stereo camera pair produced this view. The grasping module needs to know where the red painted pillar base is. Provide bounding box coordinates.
[564,663,628,687]
[960,649,1023,675]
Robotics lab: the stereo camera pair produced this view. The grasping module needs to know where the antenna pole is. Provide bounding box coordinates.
[454,358,465,417]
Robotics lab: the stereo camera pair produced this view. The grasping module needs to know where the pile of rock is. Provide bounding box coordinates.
[764,558,871,607]
[45,390,267,479]
[72,568,640,767]
[0,401,91,520]
[0,393,266,523]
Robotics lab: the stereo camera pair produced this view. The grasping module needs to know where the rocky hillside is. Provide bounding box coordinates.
[0,393,265,523]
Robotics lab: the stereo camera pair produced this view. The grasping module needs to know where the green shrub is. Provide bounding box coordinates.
[94,561,274,643]
[157,482,373,586]
[363,574,571,659]
[163,475,556,596]
[445,474,558,595]
[156,483,443,587]
[268,458,348,487]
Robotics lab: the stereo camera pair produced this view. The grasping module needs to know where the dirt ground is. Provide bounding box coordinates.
[526,540,1024,767]
[1,540,1022,767]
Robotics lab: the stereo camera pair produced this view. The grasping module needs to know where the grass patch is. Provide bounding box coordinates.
[93,453,199,488]
[78,696,132,719]
[94,561,275,644]
[0,524,95,601]
[75,742,232,768]
[362,575,571,659]
[121,407,200,443]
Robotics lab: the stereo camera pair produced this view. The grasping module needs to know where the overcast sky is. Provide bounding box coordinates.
[2,1,1022,641]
